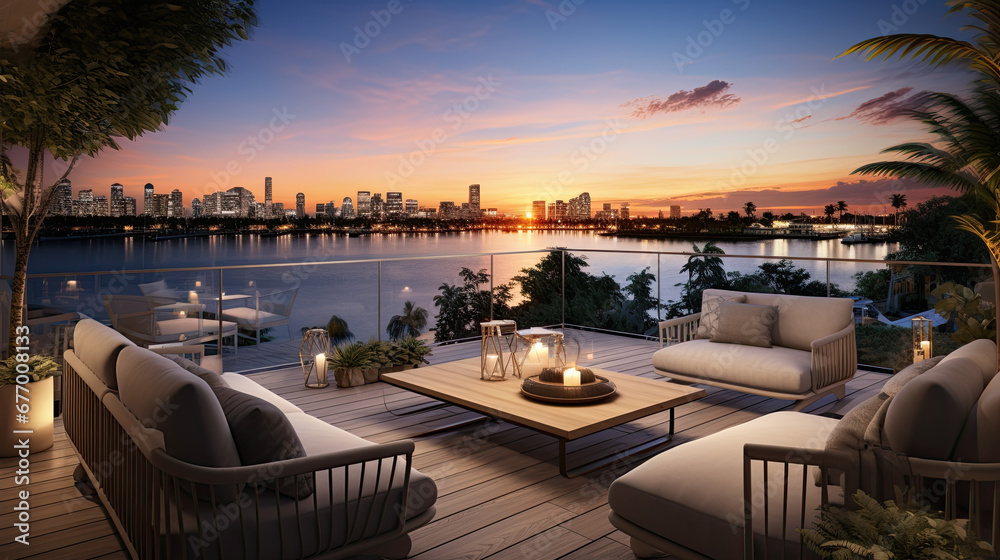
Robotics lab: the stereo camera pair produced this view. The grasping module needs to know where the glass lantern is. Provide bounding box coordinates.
[912,316,932,363]
[300,328,331,388]
[480,320,516,381]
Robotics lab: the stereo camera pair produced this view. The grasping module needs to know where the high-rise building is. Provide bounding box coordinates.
[109,183,125,217]
[405,199,418,214]
[220,186,255,217]
[620,202,630,220]
[295,192,305,218]
[341,197,355,219]
[568,192,591,221]
[123,197,137,216]
[324,201,337,217]
[438,201,456,219]
[669,205,681,219]
[272,202,284,216]
[468,184,480,215]
[547,200,568,221]
[94,196,109,217]
[370,193,383,218]
[356,191,371,217]
[169,189,183,218]
[531,200,546,220]
[76,189,95,216]
[52,179,73,215]
[191,198,203,218]
[152,194,170,217]
[264,177,273,218]
[386,192,403,215]
[143,183,154,215]
[315,203,325,217]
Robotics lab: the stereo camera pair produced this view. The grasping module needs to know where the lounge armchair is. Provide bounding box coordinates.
[221,287,297,344]
[652,288,856,410]
[137,278,181,302]
[103,294,238,355]
[0,281,87,358]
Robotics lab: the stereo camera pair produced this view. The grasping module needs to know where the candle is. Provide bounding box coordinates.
[920,340,931,358]
[521,360,543,377]
[189,291,199,304]
[178,311,186,319]
[315,353,327,375]
[195,280,202,288]
[485,354,499,375]
[67,280,77,291]
[563,368,581,386]
[534,341,549,368]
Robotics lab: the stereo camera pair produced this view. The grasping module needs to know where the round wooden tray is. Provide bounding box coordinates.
[520,375,617,404]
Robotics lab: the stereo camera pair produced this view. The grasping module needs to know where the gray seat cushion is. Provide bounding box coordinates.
[222,373,303,414]
[117,346,241,469]
[954,367,1000,462]
[164,354,229,391]
[939,338,998,385]
[653,339,813,394]
[73,319,136,390]
[884,356,984,460]
[609,411,840,560]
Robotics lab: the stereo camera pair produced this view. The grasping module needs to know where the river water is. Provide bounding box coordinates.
[9,231,895,341]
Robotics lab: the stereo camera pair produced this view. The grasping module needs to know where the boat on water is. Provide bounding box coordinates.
[841,232,889,244]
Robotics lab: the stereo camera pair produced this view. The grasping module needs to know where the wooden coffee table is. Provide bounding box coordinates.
[381,358,706,477]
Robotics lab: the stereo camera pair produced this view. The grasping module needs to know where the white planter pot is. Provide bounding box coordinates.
[0,376,54,457]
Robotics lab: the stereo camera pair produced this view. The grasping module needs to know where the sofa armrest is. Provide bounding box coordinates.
[809,321,857,392]
[658,312,701,347]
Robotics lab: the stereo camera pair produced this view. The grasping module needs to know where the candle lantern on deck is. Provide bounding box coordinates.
[300,328,331,388]
[480,320,517,381]
[912,316,932,363]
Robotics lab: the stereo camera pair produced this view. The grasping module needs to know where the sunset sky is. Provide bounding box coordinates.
[62,0,973,216]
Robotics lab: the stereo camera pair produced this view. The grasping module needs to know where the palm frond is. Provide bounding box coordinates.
[853,161,979,192]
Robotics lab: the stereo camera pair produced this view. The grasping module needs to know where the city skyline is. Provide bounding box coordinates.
[47,1,973,215]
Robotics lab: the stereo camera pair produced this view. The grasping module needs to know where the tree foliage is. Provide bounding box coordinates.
[386,300,428,341]
[433,268,512,342]
[0,0,257,349]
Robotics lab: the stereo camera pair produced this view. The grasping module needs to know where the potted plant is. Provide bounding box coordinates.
[0,354,59,456]
[800,490,995,559]
[397,337,432,369]
[330,343,371,388]
[362,340,394,383]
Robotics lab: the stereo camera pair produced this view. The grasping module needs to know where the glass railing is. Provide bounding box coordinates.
[2,248,992,373]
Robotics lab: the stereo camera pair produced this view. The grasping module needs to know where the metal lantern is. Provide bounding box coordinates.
[300,328,331,388]
[480,320,517,381]
[912,316,932,363]
[516,327,566,378]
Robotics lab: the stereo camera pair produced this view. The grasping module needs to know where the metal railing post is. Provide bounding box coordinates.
[561,250,566,328]
[489,254,494,321]
[657,253,662,321]
[218,268,224,357]
[378,261,382,342]
[826,260,831,297]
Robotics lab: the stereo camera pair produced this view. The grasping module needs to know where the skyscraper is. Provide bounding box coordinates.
[356,191,371,217]
[568,192,591,221]
[52,179,73,215]
[264,177,273,218]
[439,201,456,218]
[669,205,681,219]
[370,193,383,218]
[152,194,170,217]
[109,183,124,217]
[295,192,305,218]
[170,189,183,218]
[143,183,154,215]
[123,197,137,216]
[532,200,546,220]
[341,197,355,219]
[191,198,203,218]
[405,199,418,214]
[468,184,480,215]
[620,202,630,220]
[386,192,403,215]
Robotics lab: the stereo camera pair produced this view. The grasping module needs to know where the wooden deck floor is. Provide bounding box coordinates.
[0,331,892,560]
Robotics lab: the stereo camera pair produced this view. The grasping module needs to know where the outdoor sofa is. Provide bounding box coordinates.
[63,319,436,559]
[610,338,1000,558]
[653,288,857,410]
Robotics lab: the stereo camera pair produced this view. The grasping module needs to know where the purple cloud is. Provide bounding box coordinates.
[837,88,929,125]
[623,80,741,119]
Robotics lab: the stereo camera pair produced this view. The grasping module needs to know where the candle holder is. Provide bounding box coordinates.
[480,320,516,381]
[912,316,932,363]
[300,328,331,388]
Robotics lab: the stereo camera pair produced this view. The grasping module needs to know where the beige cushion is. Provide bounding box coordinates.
[711,302,778,348]
[703,289,853,352]
[864,356,943,448]
[116,346,241,469]
[939,338,997,385]
[221,307,289,326]
[609,412,840,560]
[883,356,984,460]
[653,339,813,394]
[695,292,747,339]
[73,319,136,390]
[156,317,237,337]
[953,369,1000,462]
[138,279,179,301]
[826,393,887,452]
[222,373,303,414]
[212,386,313,499]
